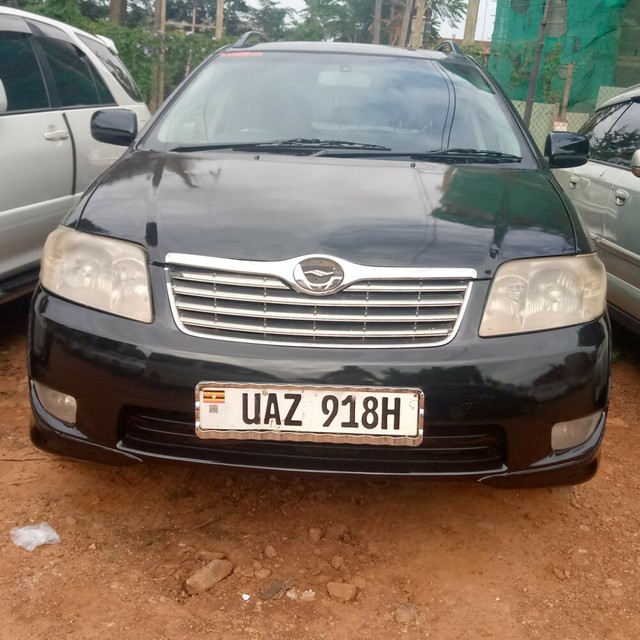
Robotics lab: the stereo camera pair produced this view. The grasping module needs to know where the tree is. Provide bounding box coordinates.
[20,0,87,23]
[249,0,293,40]
[289,0,369,42]
[428,0,466,42]
[288,0,466,45]
[109,0,126,25]
[163,0,249,35]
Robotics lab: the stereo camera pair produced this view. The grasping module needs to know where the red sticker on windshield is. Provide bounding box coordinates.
[220,51,264,57]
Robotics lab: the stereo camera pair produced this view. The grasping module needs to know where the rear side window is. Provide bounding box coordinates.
[0,31,49,112]
[588,101,640,167]
[579,101,638,166]
[77,34,144,103]
[38,36,114,107]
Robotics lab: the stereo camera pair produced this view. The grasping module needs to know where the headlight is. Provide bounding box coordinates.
[41,227,152,323]
[479,254,606,337]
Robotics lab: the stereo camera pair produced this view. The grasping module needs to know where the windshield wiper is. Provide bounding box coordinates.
[411,148,522,164]
[169,139,392,153]
[272,138,392,151]
[168,141,520,162]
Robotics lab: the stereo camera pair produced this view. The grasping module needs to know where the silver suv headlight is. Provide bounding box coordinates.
[479,254,606,337]
[41,227,152,323]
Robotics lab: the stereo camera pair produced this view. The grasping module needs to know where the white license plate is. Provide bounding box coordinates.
[195,383,424,446]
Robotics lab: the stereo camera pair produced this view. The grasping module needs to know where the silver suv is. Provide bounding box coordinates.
[555,85,640,333]
[0,7,150,303]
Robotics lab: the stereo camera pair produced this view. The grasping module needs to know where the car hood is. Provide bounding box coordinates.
[75,150,577,276]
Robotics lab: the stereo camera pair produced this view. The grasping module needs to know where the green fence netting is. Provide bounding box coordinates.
[488,0,629,112]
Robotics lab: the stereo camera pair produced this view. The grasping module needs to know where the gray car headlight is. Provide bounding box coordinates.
[41,227,152,323]
[479,254,606,337]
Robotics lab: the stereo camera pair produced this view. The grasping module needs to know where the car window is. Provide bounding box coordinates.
[587,100,640,167]
[37,35,114,107]
[148,51,525,159]
[579,101,634,165]
[76,34,144,103]
[0,31,49,112]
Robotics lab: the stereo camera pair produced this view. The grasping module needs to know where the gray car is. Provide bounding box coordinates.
[555,85,640,333]
[0,8,150,303]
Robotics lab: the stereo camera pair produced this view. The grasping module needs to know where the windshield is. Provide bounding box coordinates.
[144,50,527,161]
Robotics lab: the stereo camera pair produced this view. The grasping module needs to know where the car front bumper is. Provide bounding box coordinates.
[28,286,610,487]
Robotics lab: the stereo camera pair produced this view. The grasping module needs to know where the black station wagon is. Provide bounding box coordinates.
[28,35,610,487]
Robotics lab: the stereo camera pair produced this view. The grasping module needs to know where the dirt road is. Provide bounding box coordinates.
[1,297,639,640]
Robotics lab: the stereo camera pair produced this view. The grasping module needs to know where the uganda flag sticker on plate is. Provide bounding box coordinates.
[202,389,225,404]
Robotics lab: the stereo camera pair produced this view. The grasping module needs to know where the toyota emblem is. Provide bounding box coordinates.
[293,257,345,295]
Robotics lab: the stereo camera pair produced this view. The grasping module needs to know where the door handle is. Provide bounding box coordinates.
[43,129,70,141]
[568,176,578,189]
[614,189,629,206]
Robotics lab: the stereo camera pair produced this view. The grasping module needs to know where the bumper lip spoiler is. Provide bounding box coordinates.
[29,379,605,488]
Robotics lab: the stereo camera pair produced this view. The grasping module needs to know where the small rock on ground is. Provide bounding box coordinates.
[185,559,234,595]
[198,551,226,562]
[260,577,292,601]
[394,603,417,625]
[327,581,358,602]
[309,527,323,542]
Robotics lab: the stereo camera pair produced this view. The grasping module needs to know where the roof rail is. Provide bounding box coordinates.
[231,31,269,49]
[435,41,464,56]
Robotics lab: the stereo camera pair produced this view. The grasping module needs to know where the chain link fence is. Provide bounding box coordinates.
[513,86,627,152]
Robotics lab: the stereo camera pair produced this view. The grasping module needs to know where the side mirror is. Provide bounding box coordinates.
[0,78,7,114]
[631,149,640,178]
[91,108,138,146]
[544,132,589,168]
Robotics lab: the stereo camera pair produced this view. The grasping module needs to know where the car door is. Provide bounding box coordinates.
[29,19,126,195]
[0,16,74,283]
[555,101,633,245]
[600,101,640,322]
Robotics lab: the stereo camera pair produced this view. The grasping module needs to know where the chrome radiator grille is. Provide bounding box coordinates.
[166,259,472,348]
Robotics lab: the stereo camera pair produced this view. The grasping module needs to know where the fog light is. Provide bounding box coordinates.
[551,412,602,450]
[33,381,77,424]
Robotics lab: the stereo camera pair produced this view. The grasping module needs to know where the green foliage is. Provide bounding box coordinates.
[502,42,533,88]
[461,42,488,66]
[23,0,97,29]
[78,0,110,22]
[22,0,233,103]
[431,0,465,25]
[540,42,562,104]
[97,24,232,103]
[292,0,362,43]
[165,0,248,32]
[285,16,326,41]
[249,0,293,40]
[289,0,465,44]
